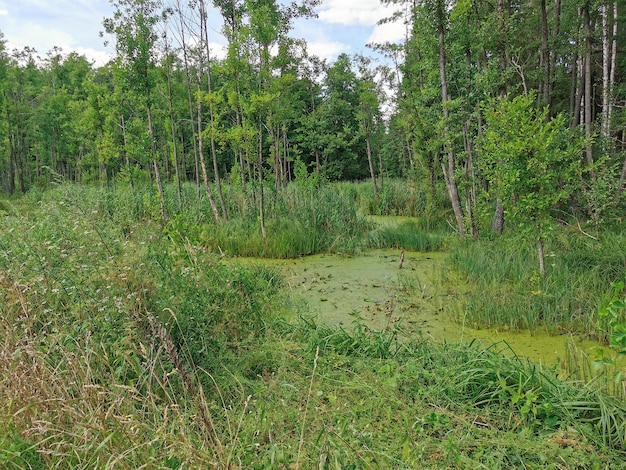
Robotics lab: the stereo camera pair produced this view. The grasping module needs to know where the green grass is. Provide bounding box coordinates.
[159,180,372,258]
[1,182,625,468]
[447,228,626,335]
[337,179,451,220]
[366,220,449,252]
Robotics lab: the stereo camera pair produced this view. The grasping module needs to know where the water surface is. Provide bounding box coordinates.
[269,249,602,368]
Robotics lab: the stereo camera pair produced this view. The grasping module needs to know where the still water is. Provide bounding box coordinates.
[259,249,600,368]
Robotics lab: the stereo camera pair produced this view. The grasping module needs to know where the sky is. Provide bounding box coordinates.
[0,0,406,67]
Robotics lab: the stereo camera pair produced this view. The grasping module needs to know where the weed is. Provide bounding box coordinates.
[2,182,626,468]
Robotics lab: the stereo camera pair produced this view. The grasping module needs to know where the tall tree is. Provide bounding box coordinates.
[198,0,229,221]
[0,34,12,194]
[104,0,168,225]
[318,54,367,180]
[3,47,42,193]
[434,0,465,237]
[355,55,383,197]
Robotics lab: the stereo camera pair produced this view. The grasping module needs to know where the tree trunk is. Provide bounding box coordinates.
[602,1,610,139]
[197,96,222,224]
[463,121,478,239]
[164,42,182,210]
[492,199,505,234]
[549,0,562,109]
[540,0,551,110]
[441,161,465,237]
[537,225,546,278]
[176,0,201,193]
[405,134,415,171]
[571,51,583,128]
[17,142,26,194]
[199,0,228,221]
[601,1,617,144]
[230,108,246,189]
[147,104,167,227]
[258,125,266,239]
[283,126,290,183]
[609,2,617,138]
[365,122,378,197]
[436,1,465,237]
[5,105,16,195]
[378,139,384,191]
[8,137,15,195]
[492,0,507,235]
[583,5,596,180]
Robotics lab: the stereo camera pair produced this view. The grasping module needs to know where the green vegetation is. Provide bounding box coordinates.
[1,183,625,468]
[449,229,626,336]
[2,0,626,466]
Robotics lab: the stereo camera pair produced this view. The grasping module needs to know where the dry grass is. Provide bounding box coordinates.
[0,278,221,468]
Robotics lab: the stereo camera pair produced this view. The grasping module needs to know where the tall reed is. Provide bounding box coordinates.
[448,229,626,335]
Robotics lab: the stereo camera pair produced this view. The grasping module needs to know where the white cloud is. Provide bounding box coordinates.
[209,42,228,61]
[72,47,112,67]
[0,8,8,16]
[0,0,112,59]
[5,22,74,53]
[367,19,406,45]
[317,0,397,26]
[307,39,349,61]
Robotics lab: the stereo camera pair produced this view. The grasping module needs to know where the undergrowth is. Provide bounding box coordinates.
[448,228,626,335]
[1,183,625,468]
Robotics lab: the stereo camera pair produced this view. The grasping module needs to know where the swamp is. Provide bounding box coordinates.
[2,0,626,467]
[1,182,625,469]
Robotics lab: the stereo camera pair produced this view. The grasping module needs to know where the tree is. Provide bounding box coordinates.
[478,92,586,276]
[0,33,11,193]
[3,46,42,193]
[318,54,367,181]
[355,55,384,197]
[103,0,168,225]
[295,54,326,177]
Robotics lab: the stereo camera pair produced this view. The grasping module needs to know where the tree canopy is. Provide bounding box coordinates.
[0,0,624,240]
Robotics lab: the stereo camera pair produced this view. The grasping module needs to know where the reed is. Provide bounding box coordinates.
[367,220,448,252]
[448,229,626,335]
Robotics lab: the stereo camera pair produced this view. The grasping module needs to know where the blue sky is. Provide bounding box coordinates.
[0,0,406,66]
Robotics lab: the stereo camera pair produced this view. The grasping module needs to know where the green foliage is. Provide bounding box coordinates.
[595,281,626,386]
[597,281,626,355]
[144,239,285,375]
[478,92,586,227]
[0,424,48,470]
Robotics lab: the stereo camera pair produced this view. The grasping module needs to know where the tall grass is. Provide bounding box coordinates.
[280,317,626,460]
[366,220,448,252]
[3,183,625,468]
[448,228,626,334]
[0,184,288,467]
[337,179,451,219]
[197,183,370,258]
[32,180,452,259]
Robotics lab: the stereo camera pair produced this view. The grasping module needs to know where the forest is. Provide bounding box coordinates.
[1,0,626,468]
[0,0,623,232]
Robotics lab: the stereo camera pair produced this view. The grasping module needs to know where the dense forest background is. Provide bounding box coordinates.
[1,0,625,238]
